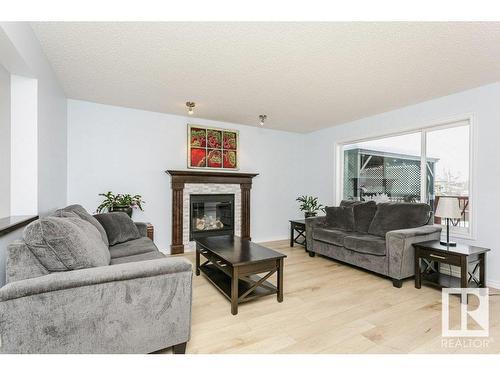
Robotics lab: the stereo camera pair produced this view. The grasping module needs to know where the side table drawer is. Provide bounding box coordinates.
[416,247,462,266]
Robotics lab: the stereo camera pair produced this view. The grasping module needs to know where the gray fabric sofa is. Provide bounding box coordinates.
[306,201,442,287]
[0,205,192,354]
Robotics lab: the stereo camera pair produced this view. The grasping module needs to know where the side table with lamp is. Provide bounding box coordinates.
[413,197,490,300]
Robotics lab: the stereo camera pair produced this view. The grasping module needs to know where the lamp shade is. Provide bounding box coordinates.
[435,197,461,219]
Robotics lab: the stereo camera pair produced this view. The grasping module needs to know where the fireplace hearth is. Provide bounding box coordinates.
[190,194,235,240]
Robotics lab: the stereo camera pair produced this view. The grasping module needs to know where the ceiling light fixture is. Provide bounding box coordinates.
[259,114,267,126]
[186,101,196,115]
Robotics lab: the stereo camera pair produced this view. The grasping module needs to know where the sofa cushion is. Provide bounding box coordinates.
[312,228,349,246]
[55,204,109,246]
[325,206,355,231]
[109,237,159,259]
[6,241,50,283]
[110,251,166,265]
[23,216,111,271]
[343,233,387,256]
[368,202,431,237]
[341,200,377,233]
[94,212,141,246]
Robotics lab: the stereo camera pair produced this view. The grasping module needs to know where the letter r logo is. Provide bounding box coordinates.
[442,288,489,337]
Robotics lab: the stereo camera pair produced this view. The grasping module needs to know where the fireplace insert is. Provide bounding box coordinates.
[189,194,235,240]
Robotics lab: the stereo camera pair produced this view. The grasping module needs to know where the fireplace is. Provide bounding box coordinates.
[166,170,258,254]
[190,194,235,240]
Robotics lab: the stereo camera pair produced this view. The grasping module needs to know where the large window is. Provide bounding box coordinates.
[340,119,472,236]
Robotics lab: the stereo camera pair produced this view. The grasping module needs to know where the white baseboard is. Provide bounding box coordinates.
[255,236,290,244]
[487,279,500,289]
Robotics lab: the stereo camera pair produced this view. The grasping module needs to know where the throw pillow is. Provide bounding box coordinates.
[341,200,378,233]
[325,206,355,231]
[368,202,431,237]
[24,216,111,271]
[94,212,141,246]
[55,204,109,246]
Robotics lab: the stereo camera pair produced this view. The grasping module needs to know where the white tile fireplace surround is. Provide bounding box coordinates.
[183,183,241,251]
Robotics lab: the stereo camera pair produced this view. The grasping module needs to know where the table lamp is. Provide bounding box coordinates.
[435,197,461,247]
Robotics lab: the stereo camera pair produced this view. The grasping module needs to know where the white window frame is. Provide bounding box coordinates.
[334,114,476,240]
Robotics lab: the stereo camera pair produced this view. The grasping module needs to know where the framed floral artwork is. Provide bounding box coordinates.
[188,124,239,170]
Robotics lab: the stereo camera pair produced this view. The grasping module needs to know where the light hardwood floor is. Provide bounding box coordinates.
[163,240,500,354]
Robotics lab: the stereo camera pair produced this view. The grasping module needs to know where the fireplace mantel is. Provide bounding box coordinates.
[166,170,259,254]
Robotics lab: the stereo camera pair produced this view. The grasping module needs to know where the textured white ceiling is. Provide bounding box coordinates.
[31,22,500,133]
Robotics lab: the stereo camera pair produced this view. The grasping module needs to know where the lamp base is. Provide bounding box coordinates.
[440,240,457,247]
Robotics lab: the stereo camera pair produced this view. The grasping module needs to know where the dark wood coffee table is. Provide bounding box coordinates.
[195,235,286,315]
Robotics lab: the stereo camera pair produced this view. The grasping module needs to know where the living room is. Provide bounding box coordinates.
[1,0,500,371]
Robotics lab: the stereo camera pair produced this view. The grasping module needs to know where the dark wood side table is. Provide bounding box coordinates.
[146,223,154,241]
[290,219,307,249]
[413,241,490,298]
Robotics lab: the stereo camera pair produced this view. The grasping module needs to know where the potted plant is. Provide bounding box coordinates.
[296,195,325,218]
[97,192,145,217]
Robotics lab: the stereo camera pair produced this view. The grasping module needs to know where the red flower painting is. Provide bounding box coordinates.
[190,128,207,148]
[207,149,222,168]
[207,129,222,149]
[190,148,207,167]
[188,125,238,169]
[223,150,237,169]
[223,131,237,150]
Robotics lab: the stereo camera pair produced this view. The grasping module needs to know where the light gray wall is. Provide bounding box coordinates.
[0,23,67,286]
[304,81,500,288]
[0,23,67,216]
[0,64,10,219]
[67,100,305,252]
[10,75,38,215]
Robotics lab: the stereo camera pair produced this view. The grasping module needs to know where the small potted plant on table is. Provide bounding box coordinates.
[296,195,325,218]
[97,192,145,217]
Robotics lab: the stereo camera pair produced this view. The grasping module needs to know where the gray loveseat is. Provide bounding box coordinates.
[306,201,441,287]
[0,204,192,354]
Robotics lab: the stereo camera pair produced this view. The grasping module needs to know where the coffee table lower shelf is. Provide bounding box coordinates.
[199,264,277,302]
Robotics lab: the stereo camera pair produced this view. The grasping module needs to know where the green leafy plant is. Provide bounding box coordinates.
[97,192,145,213]
[296,195,325,217]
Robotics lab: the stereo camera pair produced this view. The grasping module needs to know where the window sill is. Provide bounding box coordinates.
[0,215,38,237]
